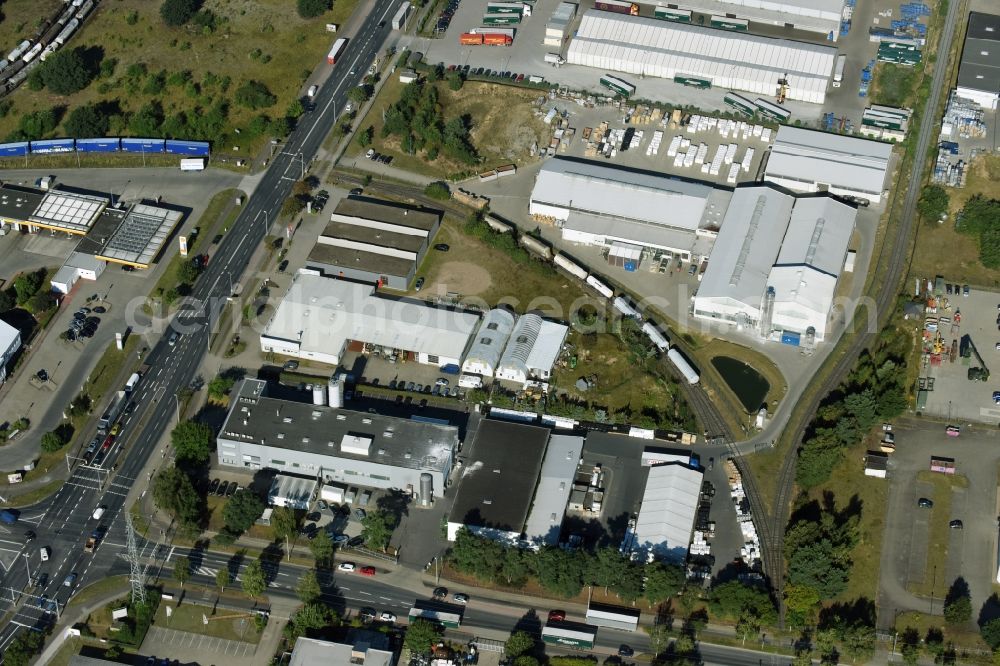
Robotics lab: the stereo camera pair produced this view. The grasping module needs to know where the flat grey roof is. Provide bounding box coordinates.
[307,243,415,279]
[97,203,183,267]
[450,419,550,535]
[765,126,892,197]
[957,12,1000,95]
[333,198,440,232]
[221,379,458,475]
[0,185,44,222]
[321,220,427,253]
[524,433,584,547]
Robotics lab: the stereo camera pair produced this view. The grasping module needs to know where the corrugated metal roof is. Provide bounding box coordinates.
[462,309,516,374]
[524,434,585,547]
[764,125,892,197]
[566,11,836,103]
[633,463,703,562]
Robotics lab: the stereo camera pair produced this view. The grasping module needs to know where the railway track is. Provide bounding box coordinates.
[763,0,965,627]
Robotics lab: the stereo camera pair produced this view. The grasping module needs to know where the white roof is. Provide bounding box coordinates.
[30,190,107,234]
[524,434,585,547]
[262,273,480,361]
[0,319,18,353]
[696,186,794,310]
[463,309,516,372]
[527,320,569,374]
[634,463,703,562]
[664,0,842,31]
[497,314,569,378]
[290,637,393,666]
[64,251,105,273]
[532,158,718,232]
[769,265,838,331]
[765,126,893,198]
[566,12,836,103]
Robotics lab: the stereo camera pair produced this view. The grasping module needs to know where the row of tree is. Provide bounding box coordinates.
[955,195,1000,269]
[381,81,478,164]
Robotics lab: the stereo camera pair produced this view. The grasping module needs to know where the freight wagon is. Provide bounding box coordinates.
[30,138,74,154]
[667,348,699,384]
[76,138,121,153]
[120,138,166,153]
[165,139,210,156]
[553,253,587,280]
[0,141,29,157]
[594,0,639,15]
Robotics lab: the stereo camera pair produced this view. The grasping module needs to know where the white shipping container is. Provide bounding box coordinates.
[180,158,205,171]
[586,275,613,299]
[554,253,588,280]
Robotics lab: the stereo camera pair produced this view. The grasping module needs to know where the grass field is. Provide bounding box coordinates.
[0,0,65,49]
[346,76,548,178]
[910,155,1000,288]
[0,0,357,152]
[154,603,261,643]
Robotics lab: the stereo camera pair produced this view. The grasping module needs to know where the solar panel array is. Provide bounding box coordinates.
[98,203,182,267]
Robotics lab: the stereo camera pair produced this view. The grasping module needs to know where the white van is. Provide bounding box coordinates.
[458,374,483,389]
[39,546,49,561]
[92,506,105,520]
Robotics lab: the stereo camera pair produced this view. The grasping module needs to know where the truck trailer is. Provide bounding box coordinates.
[594,0,639,14]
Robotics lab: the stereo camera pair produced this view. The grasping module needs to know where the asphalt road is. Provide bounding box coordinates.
[0,0,401,653]
[111,544,793,666]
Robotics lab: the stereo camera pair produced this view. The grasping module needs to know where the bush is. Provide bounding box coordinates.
[161,0,199,26]
[40,430,68,453]
[35,48,98,96]
[235,80,277,110]
[297,0,330,17]
[424,181,450,200]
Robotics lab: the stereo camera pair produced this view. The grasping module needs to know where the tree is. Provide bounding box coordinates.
[177,259,199,284]
[646,624,671,656]
[983,618,1000,650]
[16,108,59,141]
[173,556,191,588]
[3,630,44,666]
[64,103,110,137]
[784,585,821,628]
[296,569,322,604]
[347,86,369,105]
[943,593,971,625]
[40,430,67,453]
[223,489,265,535]
[360,510,396,551]
[644,562,685,606]
[309,530,334,566]
[287,99,305,119]
[917,185,949,222]
[207,375,236,401]
[129,101,165,136]
[271,506,299,558]
[281,195,306,217]
[241,558,266,599]
[288,602,336,638]
[235,80,277,110]
[161,0,199,26]
[899,626,920,665]
[37,48,96,96]
[787,540,849,598]
[215,567,230,593]
[152,465,202,526]
[447,71,464,91]
[170,420,214,466]
[535,546,585,598]
[297,0,330,17]
[404,618,441,655]
[424,181,450,200]
[708,581,776,624]
[0,289,13,313]
[356,125,374,148]
[13,271,43,305]
[505,631,535,659]
[513,657,539,666]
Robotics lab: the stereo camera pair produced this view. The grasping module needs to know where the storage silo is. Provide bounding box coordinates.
[419,473,433,506]
[312,385,325,406]
[328,377,343,408]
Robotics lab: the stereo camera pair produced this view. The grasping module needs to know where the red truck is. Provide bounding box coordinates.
[460,32,483,45]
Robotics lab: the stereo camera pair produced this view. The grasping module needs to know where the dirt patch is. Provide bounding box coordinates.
[427,261,492,296]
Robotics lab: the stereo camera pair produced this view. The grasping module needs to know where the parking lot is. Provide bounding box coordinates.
[878,418,1000,628]
[917,285,1000,425]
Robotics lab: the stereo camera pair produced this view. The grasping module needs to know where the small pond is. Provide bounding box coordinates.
[710,356,770,412]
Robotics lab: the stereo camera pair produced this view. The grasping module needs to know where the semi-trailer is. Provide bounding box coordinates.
[594,0,639,14]
[327,37,347,64]
[97,390,128,435]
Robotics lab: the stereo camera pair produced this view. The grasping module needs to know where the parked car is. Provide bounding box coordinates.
[380,612,397,623]
[226,483,238,497]
[618,645,635,657]
[433,586,448,598]
[949,519,964,529]
[353,508,367,520]
[360,566,376,576]
[338,562,356,572]
[415,277,425,291]
[317,500,328,510]
[918,497,933,508]
[216,480,230,496]
[332,534,350,545]
[548,609,566,622]
[435,378,449,387]
[454,593,469,604]
[283,360,300,370]
[348,535,365,548]
[434,243,450,251]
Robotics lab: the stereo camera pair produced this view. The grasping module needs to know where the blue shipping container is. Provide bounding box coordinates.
[30,138,75,154]
[781,331,801,346]
[164,139,210,156]
[0,141,29,156]
[76,137,121,153]
[120,138,165,153]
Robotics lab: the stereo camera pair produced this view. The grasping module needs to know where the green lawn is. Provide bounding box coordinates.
[154,601,262,643]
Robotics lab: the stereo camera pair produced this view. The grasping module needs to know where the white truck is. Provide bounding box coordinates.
[832,54,846,87]
[544,52,565,66]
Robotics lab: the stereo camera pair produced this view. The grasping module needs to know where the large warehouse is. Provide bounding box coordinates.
[260,272,481,368]
[667,0,844,39]
[566,11,837,104]
[632,462,704,562]
[461,308,517,377]
[305,198,441,290]
[955,12,1000,110]
[529,158,729,262]
[763,126,893,203]
[217,379,459,501]
[692,186,857,342]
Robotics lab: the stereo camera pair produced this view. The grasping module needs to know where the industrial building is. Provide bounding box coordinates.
[0,319,21,384]
[305,198,442,290]
[763,125,893,203]
[523,434,585,548]
[664,0,843,39]
[631,462,703,562]
[290,635,395,666]
[461,308,516,377]
[692,186,857,343]
[529,158,728,262]
[545,1,578,46]
[260,272,481,368]
[566,11,837,103]
[51,251,106,294]
[494,313,569,385]
[447,420,551,544]
[955,12,1000,110]
[216,379,459,502]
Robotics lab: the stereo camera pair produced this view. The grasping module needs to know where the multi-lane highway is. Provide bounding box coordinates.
[0,0,400,652]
